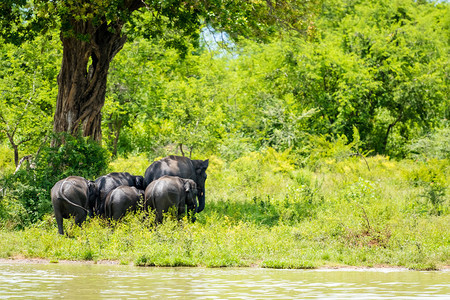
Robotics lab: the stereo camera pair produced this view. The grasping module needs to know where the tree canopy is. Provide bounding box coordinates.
[0,0,319,143]
[103,0,449,158]
[0,0,448,163]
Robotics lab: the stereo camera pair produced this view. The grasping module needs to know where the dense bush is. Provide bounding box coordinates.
[407,125,450,161]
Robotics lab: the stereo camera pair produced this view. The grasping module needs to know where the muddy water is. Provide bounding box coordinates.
[0,263,448,299]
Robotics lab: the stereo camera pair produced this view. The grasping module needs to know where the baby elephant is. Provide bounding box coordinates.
[105,186,144,220]
[144,175,197,223]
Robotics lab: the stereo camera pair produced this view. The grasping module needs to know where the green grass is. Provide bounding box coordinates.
[0,151,449,270]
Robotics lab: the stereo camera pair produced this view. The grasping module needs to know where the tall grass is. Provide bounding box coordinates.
[0,149,448,270]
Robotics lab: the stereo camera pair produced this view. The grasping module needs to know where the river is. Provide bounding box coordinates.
[0,262,448,299]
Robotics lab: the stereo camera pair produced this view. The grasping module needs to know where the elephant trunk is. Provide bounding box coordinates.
[196,190,205,213]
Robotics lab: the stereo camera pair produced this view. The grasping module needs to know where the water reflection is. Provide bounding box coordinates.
[0,262,448,299]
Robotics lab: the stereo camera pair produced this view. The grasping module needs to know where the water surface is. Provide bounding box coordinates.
[0,262,448,299]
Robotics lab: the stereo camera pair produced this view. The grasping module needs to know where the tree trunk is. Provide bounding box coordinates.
[12,143,19,167]
[52,19,127,143]
[382,113,403,154]
[107,114,122,157]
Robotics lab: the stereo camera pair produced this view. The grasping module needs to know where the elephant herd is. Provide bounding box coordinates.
[51,155,209,235]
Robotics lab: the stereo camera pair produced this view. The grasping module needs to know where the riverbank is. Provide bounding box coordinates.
[2,257,448,271]
[0,210,448,271]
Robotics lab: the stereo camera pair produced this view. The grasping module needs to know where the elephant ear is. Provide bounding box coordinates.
[184,180,197,208]
[202,159,209,170]
[135,176,144,190]
[184,180,191,193]
[195,159,209,175]
[184,180,197,194]
[88,181,96,194]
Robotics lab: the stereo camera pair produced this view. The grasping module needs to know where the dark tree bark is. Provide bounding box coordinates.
[53,20,127,143]
[382,113,403,154]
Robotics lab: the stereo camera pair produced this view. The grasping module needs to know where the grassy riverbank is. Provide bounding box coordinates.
[1,151,449,270]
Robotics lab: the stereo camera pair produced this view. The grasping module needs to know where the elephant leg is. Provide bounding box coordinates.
[178,202,186,220]
[74,210,87,227]
[112,206,124,221]
[150,196,164,223]
[156,209,164,223]
[54,208,64,235]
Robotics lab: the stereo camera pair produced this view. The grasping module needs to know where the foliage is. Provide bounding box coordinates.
[402,159,448,216]
[2,1,447,160]
[407,125,450,161]
[1,0,320,142]
[38,133,110,181]
[2,0,320,44]
[282,0,449,156]
[99,1,450,160]
[0,144,15,176]
[301,126,367,169]
[0,31,59,166]
[104,38,228,156]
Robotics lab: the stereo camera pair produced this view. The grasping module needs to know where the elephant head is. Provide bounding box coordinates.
[134,175,145,190]
[183,179,197,210]
[87,181,99,217]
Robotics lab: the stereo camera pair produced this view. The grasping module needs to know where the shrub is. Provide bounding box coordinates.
[407,126,450,160]
[38,132,110,180]
[403,159,448,216]
[302,127,369,170]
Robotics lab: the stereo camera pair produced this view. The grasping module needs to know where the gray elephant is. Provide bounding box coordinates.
[105,185,144,220]
[144,156,208,213]
[95,172,144,216]
[51,176,99,235]
[144,175,197,223]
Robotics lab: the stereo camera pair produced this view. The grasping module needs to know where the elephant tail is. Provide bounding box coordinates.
[150,193,157,211]
[59,179,89,213]
[106,198,112,218]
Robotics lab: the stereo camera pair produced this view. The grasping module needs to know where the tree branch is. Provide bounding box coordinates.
[13,155,32,174]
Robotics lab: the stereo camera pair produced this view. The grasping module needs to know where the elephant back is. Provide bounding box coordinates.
[54,176,89,202]
[105,185,144,219]
[95,172,142,216]
[144,156,196,188]
[51,176,92,215]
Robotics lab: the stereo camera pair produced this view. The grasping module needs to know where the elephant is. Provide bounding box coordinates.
[144,155,209,213]
[104,185,144,220]
[144,175,197,223]
[94,172,144,216]
[51,176,99,235]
